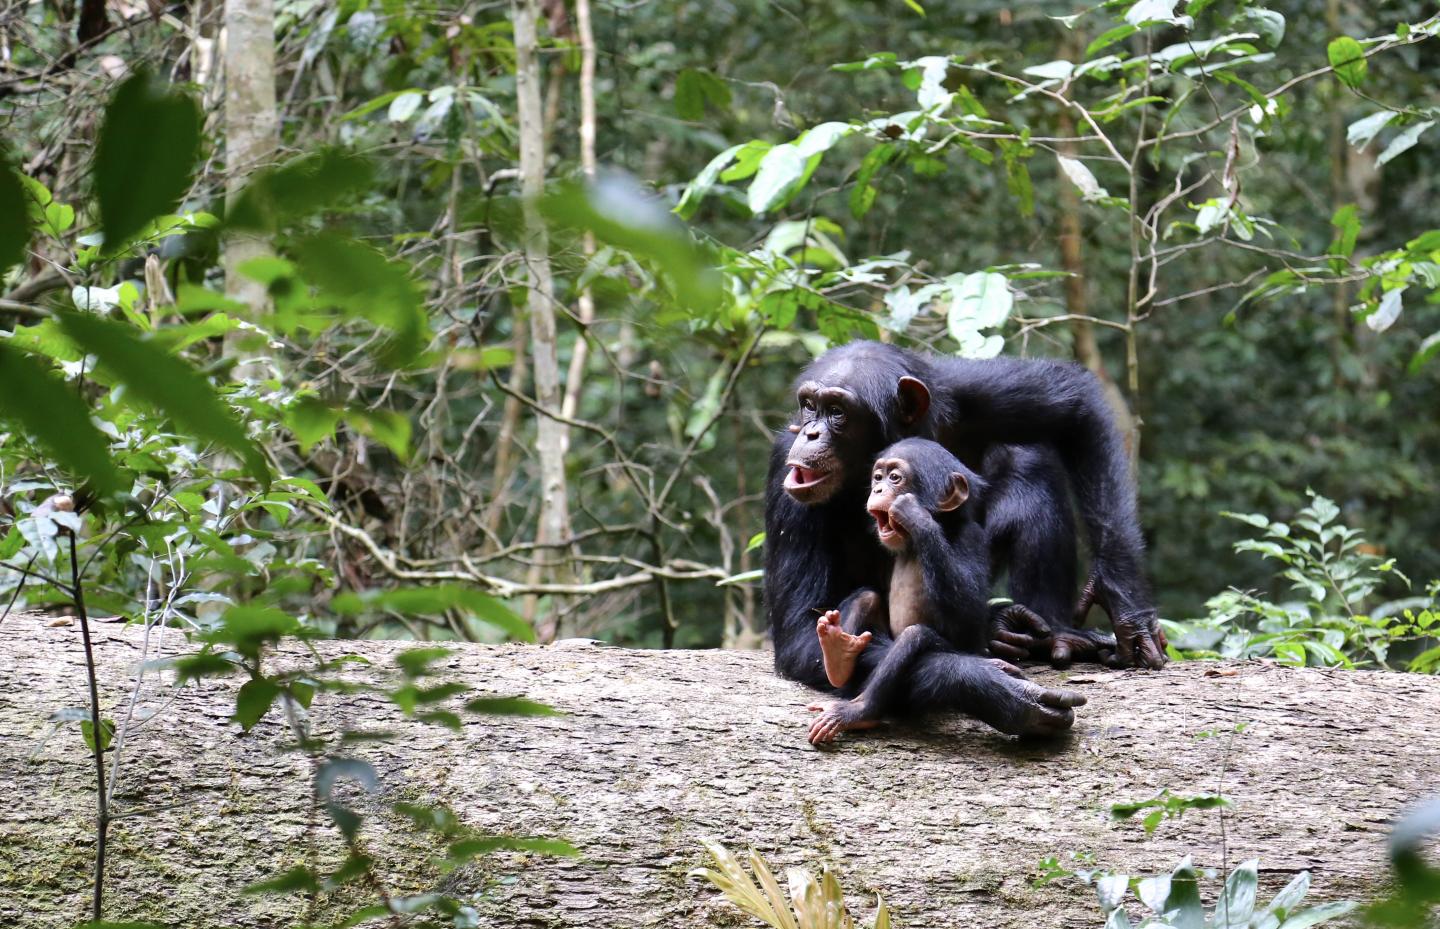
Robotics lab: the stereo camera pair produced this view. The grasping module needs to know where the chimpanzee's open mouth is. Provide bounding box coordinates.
[871,509,905,543]
[783,463,831,491]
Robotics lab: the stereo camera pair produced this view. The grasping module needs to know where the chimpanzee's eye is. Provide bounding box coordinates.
[888,471,902,484]
[826,405,845,423]
[872,470,883,482]
[800,396,816,413]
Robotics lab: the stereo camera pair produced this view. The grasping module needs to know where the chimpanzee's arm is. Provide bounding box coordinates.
[939,357,1165,668]
[763,437,833,689]
[888,495,991,654]
[763,433,901,690]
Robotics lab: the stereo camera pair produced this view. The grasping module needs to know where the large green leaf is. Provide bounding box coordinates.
[331,584,533,642]
[1326,37,1367,89]
[0,153,30,274]
[94,70,201,251]
[290,233,429,367]
[57,312,269,485]
[542,176,721,313]
[227,148,374,233]
[0,342,122,492]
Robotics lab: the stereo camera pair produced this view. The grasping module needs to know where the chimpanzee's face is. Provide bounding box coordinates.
[867,456,914,551]
[782,382,871,505]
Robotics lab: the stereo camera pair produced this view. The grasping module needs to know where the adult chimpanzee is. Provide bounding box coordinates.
[806,438,1087,743]
[763,341,1164,735]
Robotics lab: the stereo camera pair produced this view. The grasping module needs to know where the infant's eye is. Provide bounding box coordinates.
[888,472,902,484]
[826,405,844,420]
[872,471,883,482]
[800,397,816,412]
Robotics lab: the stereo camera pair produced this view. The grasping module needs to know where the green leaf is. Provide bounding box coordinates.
[208,606,301,659]
[343,407,411,459]
[331,584,534,642]
[463,696,560,716]
[0,526,23,560]
[675,143,744,220]
[243,865,319,895]
[395,646,454,678]
[174,651,238,683]
[748,143,808,214]
[1327,204,1360,259]
[284,398,343,453]
[447,836,580,865]
[0,153,31,274]
[57,312,269,486]
[0,343,123,493]
[1218,860,1258,927]
[902,0,925,14]
[227,148,375,233]
[235,677,281,731]
[542,176,721,312]
[1409,330,1440,373]
[291,233,429,367]
[80,717,115,754]
[1326,37,1367,89]
[674,69,731,121]
[94,70,201,251]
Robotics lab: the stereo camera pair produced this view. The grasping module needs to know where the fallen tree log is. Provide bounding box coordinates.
[2,613,1437,928]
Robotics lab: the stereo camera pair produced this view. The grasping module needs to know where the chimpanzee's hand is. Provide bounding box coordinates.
[989,603,1051,661]
[887,492,928,533]
[1048,628,1121,669]
[1112,611,1168,669]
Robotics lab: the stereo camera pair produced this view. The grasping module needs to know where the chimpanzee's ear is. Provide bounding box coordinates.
[936,471,970,512]
[896,376,931,426]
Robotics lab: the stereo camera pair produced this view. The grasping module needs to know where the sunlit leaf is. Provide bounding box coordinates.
[1326,37,1367,89]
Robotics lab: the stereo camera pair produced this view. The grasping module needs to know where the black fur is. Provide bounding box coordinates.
[766,341,1158,733]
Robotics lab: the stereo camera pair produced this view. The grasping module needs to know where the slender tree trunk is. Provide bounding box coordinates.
[222,0,277,381]
[560,0,598,429]
[513,0,573,639]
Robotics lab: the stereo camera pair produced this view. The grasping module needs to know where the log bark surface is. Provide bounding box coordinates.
[2,614,1437,928]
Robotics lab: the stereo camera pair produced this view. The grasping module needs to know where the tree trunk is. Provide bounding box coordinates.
[513,0,573,639]
[221,0,277,382]
[3,616,1432,928]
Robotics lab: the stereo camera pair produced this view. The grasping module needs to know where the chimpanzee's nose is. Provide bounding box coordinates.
[804,426,821,440]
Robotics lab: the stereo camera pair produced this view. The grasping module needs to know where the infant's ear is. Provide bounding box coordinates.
[936,472,970,512]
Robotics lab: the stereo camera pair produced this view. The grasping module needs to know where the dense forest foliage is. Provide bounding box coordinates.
[5,2,1440,928]
[3,2,1440,649]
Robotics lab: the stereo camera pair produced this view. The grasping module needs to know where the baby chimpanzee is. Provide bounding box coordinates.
[808,438,1084,743]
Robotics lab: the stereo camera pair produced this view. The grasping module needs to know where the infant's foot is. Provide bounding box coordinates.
[816,610,870,689]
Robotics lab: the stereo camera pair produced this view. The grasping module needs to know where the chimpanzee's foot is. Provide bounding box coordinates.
[816,610,871,688]
[976,664,1087,737]
[807,698,882,744]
